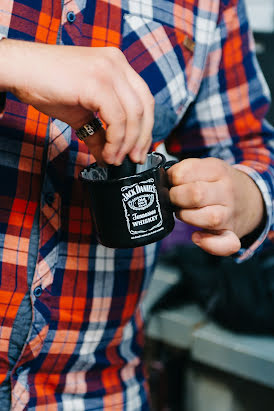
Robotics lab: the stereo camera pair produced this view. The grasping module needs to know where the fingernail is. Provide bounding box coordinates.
[102,150,114,165]
[132,150,141,163]
[142,153,147,164]
[112,153,124,166]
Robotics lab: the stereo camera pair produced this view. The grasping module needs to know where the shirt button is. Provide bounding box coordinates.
[67,11,76,24]
[45,192,55,206]
[34,286,43,298]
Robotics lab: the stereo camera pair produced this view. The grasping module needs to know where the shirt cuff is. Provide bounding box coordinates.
[0,35,7,118]
[233,164,273,262]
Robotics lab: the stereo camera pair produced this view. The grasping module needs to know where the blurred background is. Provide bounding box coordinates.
[247,0,274,121]
[144,1,274,410]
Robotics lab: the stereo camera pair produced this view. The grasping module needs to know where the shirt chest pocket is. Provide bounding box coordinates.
[121,12,197,135]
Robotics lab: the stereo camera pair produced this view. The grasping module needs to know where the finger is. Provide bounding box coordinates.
[111,73,145,165]
[65,107,96,131]
[192,229,241,256]
[72,111,106,165]
[129,132,152,164]
[167,157,228,186]
[89,85,126,164]
[169,180,227,209]
[175,205,229,230]
[138,136,153,163]
[129,129,153,164]
[124,66,155,163]
[82,125,106,166]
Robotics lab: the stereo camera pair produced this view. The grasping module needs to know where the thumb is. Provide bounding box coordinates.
[192,229,241,256]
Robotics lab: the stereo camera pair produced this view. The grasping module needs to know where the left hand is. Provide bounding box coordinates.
[167,158,265,256]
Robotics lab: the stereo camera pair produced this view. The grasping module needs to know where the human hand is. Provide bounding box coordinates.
[0,39,154,165]
[167,158,265,256]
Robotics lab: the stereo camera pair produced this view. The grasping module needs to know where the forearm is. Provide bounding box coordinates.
[0,37,13,116]
[0,39,48,118]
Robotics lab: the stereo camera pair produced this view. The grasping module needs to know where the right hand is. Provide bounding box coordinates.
[0,39,154,165]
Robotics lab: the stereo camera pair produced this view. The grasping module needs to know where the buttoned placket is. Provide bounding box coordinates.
[10,129,62,383]
[10,7,66,383]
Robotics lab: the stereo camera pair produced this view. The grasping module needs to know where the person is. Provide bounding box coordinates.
[0,0,273,409]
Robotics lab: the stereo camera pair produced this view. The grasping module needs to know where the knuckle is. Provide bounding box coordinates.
[92,62,112,84]
[115,111,127,125]
[169,187,177,203]
[209,209,223,228]
[106,128,125,144]
[106,47,123,60]
[134,102,144,118]
[171,168,182,185]
[191,182,204,206]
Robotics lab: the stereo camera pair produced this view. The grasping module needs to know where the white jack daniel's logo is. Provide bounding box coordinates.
[127,193,154,211]
[121,178,163,239]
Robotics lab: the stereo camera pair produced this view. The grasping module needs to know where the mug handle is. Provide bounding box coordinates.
[163,160,179,213]
[163,160,178,171]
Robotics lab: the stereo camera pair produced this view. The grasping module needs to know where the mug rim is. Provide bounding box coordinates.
[79,152,166,184]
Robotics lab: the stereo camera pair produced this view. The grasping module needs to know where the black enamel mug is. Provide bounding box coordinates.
[79,152,177,248]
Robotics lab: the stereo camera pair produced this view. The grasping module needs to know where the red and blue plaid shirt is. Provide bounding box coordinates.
[0,0,274,409]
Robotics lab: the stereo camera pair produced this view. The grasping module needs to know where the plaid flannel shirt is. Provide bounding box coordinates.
[0,0,273,410]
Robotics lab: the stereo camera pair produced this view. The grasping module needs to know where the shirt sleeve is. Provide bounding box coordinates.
[166,0,274,262]
[0,34,7,118]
